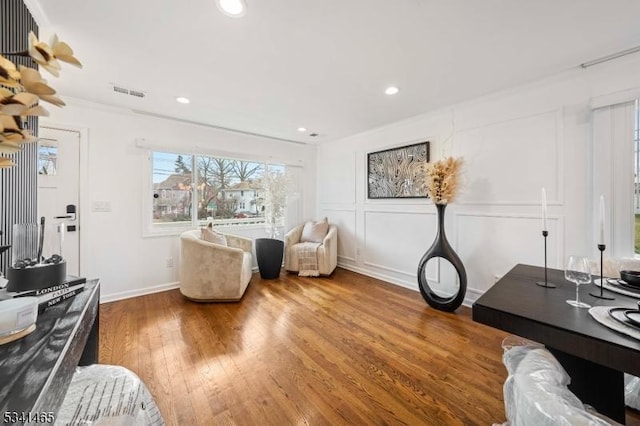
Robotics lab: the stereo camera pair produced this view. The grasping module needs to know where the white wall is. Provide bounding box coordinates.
[317,55,640,305]
[43,100,317,302]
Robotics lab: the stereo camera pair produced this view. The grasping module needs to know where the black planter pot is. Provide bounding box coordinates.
[417,204,467,312]
[255,238,284,279]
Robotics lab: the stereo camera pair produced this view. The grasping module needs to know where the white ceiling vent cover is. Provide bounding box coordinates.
[112,84,146,99]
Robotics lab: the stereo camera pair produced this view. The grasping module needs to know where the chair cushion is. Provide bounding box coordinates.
[201,227,227,246]
[300,217,328,243]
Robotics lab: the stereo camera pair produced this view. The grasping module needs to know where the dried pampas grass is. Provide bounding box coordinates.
[426,157,463,204]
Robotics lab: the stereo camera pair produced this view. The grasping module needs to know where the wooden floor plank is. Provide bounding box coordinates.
[98,268,640,425]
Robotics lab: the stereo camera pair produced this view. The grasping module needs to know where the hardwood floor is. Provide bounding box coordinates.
[98,268,638,425]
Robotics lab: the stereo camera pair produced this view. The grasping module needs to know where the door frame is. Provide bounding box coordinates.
[39,122,89,276]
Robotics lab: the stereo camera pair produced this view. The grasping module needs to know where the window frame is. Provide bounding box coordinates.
[142,149,290,237]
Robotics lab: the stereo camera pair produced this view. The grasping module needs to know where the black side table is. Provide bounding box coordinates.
[255,238,284,279]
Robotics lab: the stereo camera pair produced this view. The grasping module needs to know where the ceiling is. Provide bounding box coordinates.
[29,0,640,144]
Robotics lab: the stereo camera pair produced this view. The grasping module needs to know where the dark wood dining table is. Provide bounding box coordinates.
[472,264,640,424]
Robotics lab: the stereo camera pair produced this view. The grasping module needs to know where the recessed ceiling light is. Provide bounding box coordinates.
[385,86,399,95]
[297,127,307,132]
[176,97,190,104]
[217,0,247,17]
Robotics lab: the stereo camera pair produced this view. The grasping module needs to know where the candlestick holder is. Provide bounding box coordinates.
[536,230,556,288]
[589,244,615,300]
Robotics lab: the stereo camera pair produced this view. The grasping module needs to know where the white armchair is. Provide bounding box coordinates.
[179,229,253,301]
[284,223,338,276]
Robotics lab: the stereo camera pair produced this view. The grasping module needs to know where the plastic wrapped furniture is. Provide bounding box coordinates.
[179,229,253,302]
[588,257,640,279]
[625,374,640,411]
[500,336,618,425]
[55,364,164,425]
[284,223,337,276]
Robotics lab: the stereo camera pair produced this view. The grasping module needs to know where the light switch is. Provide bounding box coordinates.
[92,201,111,212]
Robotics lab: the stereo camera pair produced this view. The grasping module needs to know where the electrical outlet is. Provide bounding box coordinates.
[356,248,361,255]
[166,258,174,268]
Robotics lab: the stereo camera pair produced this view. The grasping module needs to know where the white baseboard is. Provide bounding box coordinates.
[338,263,419,292]
[100,281,180,304]
[337,262,482,308]
[99,267,484,307]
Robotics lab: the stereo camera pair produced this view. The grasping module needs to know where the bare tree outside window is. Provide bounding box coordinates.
[151,151,284,228]
[233,161,262,182]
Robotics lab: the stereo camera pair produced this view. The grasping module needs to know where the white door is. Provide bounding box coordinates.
[37,126,81,276]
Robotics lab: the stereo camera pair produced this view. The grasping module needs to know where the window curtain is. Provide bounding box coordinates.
[592,101,636,257]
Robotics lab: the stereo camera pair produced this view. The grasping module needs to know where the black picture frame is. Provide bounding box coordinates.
[367,141,430,199]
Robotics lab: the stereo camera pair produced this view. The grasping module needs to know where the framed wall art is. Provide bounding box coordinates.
[367,141,430,199]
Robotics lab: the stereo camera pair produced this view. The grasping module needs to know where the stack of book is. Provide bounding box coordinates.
[0,276,86,311]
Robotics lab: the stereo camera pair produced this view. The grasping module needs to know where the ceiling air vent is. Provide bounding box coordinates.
[113,85,128,95]
[112,84,146,99]
[129,90,145,98]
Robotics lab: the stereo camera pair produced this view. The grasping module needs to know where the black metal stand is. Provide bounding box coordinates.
[536,230,556,288]
[590,244,615,300]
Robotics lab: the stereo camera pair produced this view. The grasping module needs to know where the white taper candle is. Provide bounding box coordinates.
[599,195,605,245]
[542,188,548,232]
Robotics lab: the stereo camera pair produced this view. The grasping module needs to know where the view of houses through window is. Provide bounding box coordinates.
[152,151,285,227]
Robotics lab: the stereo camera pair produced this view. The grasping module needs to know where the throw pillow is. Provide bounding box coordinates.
[201,227,227,246]
[300,217,329,243]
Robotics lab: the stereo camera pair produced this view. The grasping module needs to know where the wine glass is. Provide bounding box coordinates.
[565,255,592,308]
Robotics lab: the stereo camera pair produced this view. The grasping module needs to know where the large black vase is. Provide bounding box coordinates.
[417,203,467,312]
[255,238,284,279]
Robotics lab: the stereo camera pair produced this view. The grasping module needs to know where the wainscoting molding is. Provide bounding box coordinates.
[363,210,438,282]
[318,151,356,204]
[454,211,564,265]
[456,109,564,206]
[454,211,565,293]
[320,207,357,261]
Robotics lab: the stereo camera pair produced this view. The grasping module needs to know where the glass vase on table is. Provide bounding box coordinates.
[565,255,592,308]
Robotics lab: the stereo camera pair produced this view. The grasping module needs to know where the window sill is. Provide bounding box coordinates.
[142,222,269,238]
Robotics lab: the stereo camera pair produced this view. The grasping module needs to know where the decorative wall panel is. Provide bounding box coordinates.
[456,110,561,205]
[318,151,356,204]
[455,212,563,293]
[364,210,436,279]
[0,0,38,273]
[320,208,356,261]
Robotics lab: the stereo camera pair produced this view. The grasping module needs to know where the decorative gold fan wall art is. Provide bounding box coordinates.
[0,32,81,168]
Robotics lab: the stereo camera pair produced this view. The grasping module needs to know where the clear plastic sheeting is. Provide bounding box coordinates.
[625,374,640,411]
[499,336,618,426]
[55,365,164,426]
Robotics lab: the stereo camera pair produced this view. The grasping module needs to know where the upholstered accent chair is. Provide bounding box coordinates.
[179,229,253,302]
[284,221,338,276]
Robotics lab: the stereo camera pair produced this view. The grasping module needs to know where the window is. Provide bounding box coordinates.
[150,151,286,230]
[38,143,57,175]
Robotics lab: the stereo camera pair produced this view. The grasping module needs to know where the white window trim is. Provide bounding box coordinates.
[142,149,301,238]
